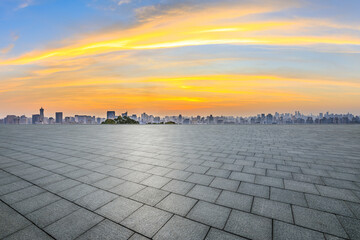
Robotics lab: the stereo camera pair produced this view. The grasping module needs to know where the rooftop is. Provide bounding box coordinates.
[0,125,359,239]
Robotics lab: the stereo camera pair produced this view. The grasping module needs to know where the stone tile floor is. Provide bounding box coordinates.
[0,125,359,239]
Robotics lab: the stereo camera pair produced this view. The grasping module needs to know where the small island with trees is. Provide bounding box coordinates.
[102,116,177,125]
[102,116,139,124]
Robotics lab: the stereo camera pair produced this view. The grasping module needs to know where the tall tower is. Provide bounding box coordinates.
[40,107,44,123]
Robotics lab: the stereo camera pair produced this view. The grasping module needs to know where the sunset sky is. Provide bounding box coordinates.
[1,0,360,117]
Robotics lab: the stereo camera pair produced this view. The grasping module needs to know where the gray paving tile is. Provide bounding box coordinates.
[154,215,209,240]
[270,187,308,207]
[109,181,145,197]
[337,216,360,240]
[243,166,266,176]
[131,187,169,206]
[3,224,52,240]
[59,183,98,201]
[205,228,246,240]
[122,171,152,183]
[186,165,209,174]
[292,173,324,184]
[0,175,21,185]
[33,174,66,187]
[1,185,44,204]
[216,190,253,212]
[75,189,118,210]
[316,185,360,202]
[186,173,214,185]
[12,192,61,215]
[273,220,325,240]
[267,169,292,179]
[26,199,80,228]
[221,163,243,172]
[252,197,293,223]
[210,177,240,191]
[45,208,103,240]
[346,202,360,218]
[0,181,32,196]
[92,176,125,190]
[225,210,272,240]
[161,179,194,195]
[187,201,230,228]
[324,234,346,240]
[284,179,319,194]
[122,205,172,238]
[96,196,142,222]
[229,171,255,183]
[305,194,354,217]
[165,170,192,181]
[129,233,150,240]
[44,178,81,193]
[0,201,31,239]
[186,185,221,202]
[77,219,133,240]
[141,175,171,188]
[156,193,197,216]
[322,177,360,191]
[255,175,284,188]
[238,182,269,198]
[293,205,348,238]
[77,172,107,184]
[147,166,172,176]
[206,168,231,178]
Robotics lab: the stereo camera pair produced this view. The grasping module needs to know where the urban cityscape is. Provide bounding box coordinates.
[1,107,359,125]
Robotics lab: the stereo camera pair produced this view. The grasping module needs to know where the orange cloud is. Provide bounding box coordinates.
[2,1,360,66]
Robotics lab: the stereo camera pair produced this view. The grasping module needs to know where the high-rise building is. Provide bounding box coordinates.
[32,114,40,124]
[20,115,27,124]
[56,112,63,124]
[4,115,19,124]
[49,117,55,124]
[107,111,115,119]
[40,107,44,123]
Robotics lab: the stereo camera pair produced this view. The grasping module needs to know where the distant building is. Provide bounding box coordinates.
[20,115,27,124]
[55,112,63,124]
[49,117,55,124]
[122,112,128,117]
[75,115,95,124]
[40,107,44,123]
[107,111,115,119]
[32,114,40,124]
[4,115,19,124]
[178,114,183,124]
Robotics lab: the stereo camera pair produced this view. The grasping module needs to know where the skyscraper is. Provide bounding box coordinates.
[107,111,115,119]
[56,112,63,124]
[40,107,44,123]
[32,114,40,124]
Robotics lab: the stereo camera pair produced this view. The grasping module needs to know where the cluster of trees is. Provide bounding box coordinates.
[102,116,139,124]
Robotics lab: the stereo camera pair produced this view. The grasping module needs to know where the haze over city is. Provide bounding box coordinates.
[1,0,360,117]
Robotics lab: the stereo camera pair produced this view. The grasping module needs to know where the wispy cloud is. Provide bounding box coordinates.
[117,0,131,6]
[0,44,15,54]
[15,0,34,10]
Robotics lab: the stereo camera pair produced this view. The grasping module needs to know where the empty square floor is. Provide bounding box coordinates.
[1,125,360,239]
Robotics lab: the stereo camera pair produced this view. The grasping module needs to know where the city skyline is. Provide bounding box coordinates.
[1,107,359,125]
[1,0,360,116]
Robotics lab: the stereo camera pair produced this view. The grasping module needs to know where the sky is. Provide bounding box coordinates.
[1,0,360,117]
